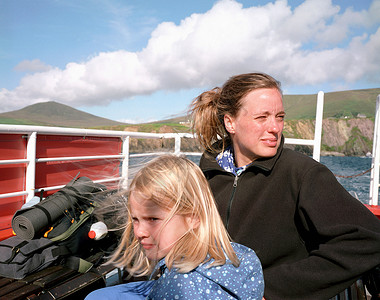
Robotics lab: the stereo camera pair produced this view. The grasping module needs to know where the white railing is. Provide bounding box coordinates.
[369,95,380,206]
[284,91,324,162]
[0,125,195,202]
[0,92,325,203]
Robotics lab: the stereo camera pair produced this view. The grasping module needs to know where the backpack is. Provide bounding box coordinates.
[0,177,118,279]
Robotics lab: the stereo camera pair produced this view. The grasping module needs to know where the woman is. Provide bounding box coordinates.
[190,72,380,299]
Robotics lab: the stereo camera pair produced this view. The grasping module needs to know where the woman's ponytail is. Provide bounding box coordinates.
[190,87,227,152]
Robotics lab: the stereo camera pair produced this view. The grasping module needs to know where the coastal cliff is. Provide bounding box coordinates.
[284,118,373,156]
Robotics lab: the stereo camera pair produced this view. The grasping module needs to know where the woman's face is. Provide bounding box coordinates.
[130,192,191,261]
[224,88,285,167]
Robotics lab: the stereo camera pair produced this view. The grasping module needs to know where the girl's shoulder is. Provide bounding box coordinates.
[196,242,262,278]
[149,243,264,299]
[230,241,257,255]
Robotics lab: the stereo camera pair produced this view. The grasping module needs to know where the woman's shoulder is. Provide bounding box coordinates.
[282,147,318,163]
[279,148,325,172]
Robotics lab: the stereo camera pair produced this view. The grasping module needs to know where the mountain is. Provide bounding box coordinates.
[0,101,127,128]
[0,88,379,129]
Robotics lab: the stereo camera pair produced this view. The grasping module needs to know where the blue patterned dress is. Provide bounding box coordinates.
[148,242,264,299]
[86,243,264,299]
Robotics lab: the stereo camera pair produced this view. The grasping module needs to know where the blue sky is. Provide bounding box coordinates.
[1,0,379,123]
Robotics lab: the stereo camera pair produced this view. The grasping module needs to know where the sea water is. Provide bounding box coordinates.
[130,155,374,205]
[320,156,372,204]
[189,155,374,205]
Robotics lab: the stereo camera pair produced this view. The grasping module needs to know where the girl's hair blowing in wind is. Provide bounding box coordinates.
[108,155,238,276]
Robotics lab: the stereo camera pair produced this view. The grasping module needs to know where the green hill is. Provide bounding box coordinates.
[282,88,379,120]
[0,101,127,128]
[0,88,379,129]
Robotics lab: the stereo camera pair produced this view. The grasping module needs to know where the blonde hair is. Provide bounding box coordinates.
[108,154,238,276]
[190,72,282,152]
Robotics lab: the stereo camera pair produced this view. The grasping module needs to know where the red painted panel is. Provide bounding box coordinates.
[366,204,380,220]
[35,135,122,196]
[0,134,27,194]
[0,134,26,240]
[0,228,14,241]
[0,134,122,241]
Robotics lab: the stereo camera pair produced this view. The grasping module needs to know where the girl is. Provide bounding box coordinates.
[85,154,264,299]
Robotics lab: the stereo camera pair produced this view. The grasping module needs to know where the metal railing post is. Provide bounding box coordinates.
[121,136,130,189]
[312,91,324,162]
[369,95,380,206]
[174,135,181,155]
[25,132,37,202]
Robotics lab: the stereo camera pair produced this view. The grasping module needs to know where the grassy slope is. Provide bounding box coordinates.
[283,88,379,120]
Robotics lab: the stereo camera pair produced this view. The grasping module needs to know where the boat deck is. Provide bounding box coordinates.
[0,252,120,300]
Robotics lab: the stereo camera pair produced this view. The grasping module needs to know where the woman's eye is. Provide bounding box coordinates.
[254,115,267,120]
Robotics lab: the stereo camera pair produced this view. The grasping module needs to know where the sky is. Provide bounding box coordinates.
[1,0,379,124]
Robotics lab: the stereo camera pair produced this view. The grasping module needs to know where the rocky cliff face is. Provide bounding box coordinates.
[284,118,374,156]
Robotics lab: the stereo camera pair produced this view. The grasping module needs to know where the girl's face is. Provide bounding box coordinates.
[224,88,285,167]
[130,192,192,261]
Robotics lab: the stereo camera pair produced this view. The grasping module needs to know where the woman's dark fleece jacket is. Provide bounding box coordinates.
[200,138,380,300]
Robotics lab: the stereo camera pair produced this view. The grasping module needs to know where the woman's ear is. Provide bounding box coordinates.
[186,214,200,230]
[224,114,235,134]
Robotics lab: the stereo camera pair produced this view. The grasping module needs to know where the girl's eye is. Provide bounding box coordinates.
[149,218,159,222]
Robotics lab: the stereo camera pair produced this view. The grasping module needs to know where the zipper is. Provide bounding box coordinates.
[226,175,239,230]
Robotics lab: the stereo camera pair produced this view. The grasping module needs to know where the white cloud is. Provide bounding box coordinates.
[119,117,158,124]
[1,0,379,112]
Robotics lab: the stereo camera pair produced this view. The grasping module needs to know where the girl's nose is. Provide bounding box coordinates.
[134,224,149,239]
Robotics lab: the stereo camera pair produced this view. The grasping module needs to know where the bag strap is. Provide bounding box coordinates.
[26,186,81,225]
[50,206,95,242]
[0,238,58,263]
[51,245,93,273]
[33,204,53,225]
[2,240,29,263]
[65,256,93,273]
